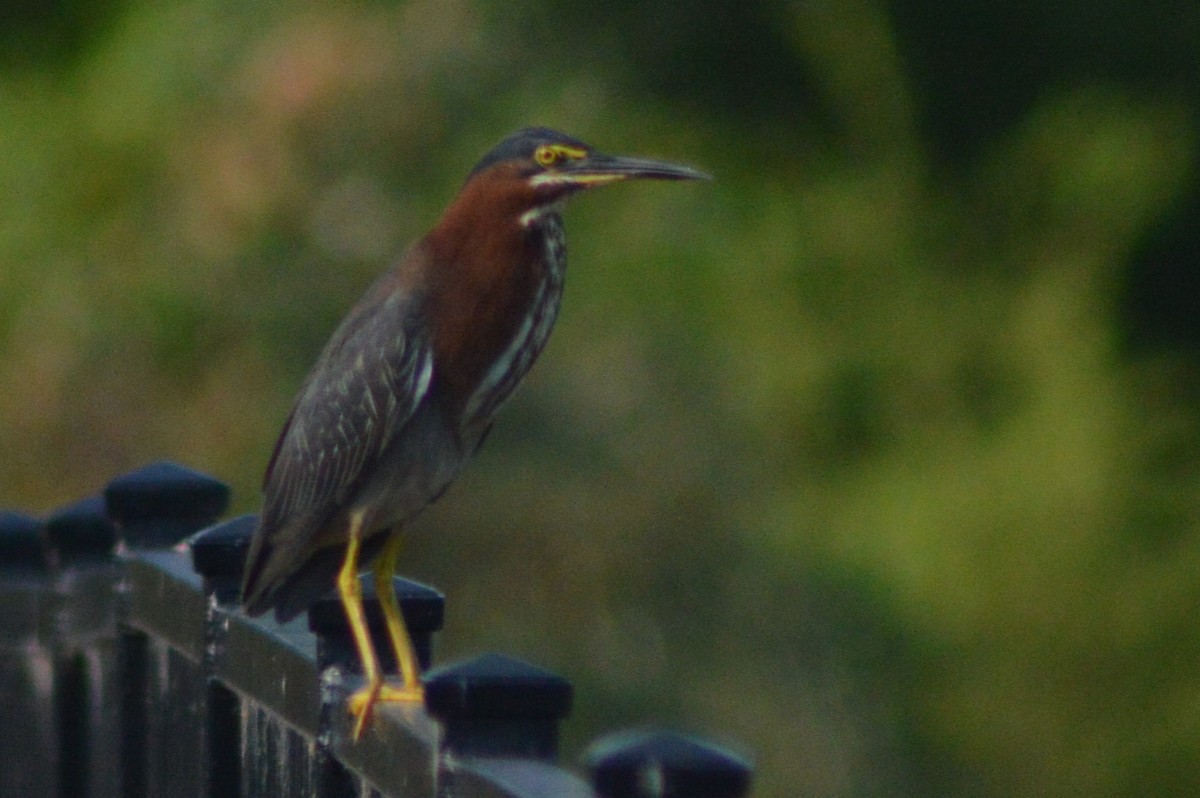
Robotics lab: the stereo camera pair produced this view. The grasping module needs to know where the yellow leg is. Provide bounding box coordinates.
[341,518,422,741]
[373,533,424,697]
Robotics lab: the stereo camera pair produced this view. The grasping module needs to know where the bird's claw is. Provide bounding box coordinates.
[348,681,425,740]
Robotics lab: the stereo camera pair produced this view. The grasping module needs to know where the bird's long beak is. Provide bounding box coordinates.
[543,152,711,188]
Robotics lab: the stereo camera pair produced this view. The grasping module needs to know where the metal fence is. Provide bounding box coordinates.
[0,461,752,798]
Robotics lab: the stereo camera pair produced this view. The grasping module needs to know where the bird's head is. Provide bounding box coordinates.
[461,127,709,228]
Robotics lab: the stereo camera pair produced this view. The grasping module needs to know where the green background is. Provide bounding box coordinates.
[3,1,1199,795]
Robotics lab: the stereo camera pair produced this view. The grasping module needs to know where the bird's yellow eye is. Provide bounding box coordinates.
[533,143,588,168]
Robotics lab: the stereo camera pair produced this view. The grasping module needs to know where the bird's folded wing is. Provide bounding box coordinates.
[260,297,434,532]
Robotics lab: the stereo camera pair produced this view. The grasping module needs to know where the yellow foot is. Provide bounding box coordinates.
[347,681,425,740]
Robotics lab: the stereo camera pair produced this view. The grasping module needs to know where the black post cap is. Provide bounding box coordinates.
[309,576,445,672]
[105,461,231,547]
[424,653,573,760]
[0,510,48,570]
[189,514,258,602]
[585,730,753,798]
[44,495,118,565]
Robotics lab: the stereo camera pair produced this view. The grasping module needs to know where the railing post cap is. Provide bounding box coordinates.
[189,514,257,582]
[0,510,49,570]
[105,461,230,534]
[45,495,118,562]
[585,730,753,798]
[307,575,445,638]
[424,653,573,721]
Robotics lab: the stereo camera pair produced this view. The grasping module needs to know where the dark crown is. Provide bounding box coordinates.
[467,128,592,179]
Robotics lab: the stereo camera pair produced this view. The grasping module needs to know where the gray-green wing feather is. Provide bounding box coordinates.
[264,302,432,528]
[241,293,432,612]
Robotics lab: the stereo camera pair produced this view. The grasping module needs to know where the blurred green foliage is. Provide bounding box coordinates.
[3,1,1199,795]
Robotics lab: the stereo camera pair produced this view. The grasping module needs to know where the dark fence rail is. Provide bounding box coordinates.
[0,461,752,798]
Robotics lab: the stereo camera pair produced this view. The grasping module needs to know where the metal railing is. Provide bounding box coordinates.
[0,461,752,798]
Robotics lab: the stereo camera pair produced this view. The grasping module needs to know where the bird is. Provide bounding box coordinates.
[239,127,708,740]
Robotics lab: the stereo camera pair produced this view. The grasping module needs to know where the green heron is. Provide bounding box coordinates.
[239,127,707,739]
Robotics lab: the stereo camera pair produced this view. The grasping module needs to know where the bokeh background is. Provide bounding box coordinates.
[3,1,1199,795]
